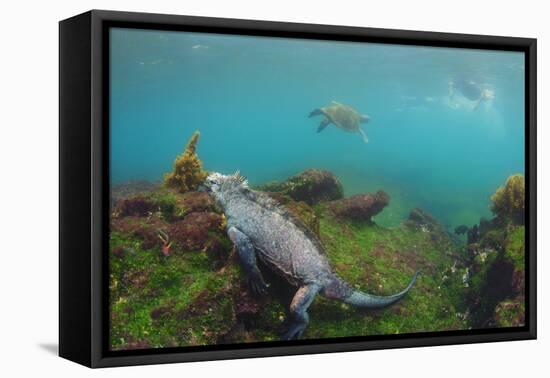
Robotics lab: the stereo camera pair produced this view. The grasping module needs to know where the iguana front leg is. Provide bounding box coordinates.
[282,284,321,340]
[228,226,268,296]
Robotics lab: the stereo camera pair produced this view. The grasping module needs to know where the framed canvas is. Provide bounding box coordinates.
[59,10,536,368]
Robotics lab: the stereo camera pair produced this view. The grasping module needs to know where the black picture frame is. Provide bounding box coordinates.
[59,9,537,368]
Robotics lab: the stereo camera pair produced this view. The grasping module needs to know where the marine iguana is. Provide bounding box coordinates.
[204,171,419,340]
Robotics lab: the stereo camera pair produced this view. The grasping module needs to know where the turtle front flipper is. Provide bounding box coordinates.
[317,118,331,133]
[358,127,369,143]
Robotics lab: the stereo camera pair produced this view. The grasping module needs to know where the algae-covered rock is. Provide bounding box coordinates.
[327,190,389,223]
[490,174,525,225]
[494,297,525,327]
[109,233,242,350]
[168,212,225,252]
[463,176,526,328]
[480,229,506,251]
[111,188,230,259]
[110,181,471,348]
[164,131,208,193]
[463,221,525,327]
[504,226,526,279]
[467,224,480,244]
[454,225,469,235]
[111,180,160,207]
[155,190,219,221]
[109,186,239,350]
[115,196,157,217]
[267,192,320,236]
[112,168,519,348]
[403,208,450,244]
[258,169,343,205]
[407,208,439,230]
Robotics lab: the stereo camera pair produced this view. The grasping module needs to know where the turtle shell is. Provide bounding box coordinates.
[321,103,361,132]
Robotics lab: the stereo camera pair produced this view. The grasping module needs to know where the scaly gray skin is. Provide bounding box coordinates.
[204,172,419,340]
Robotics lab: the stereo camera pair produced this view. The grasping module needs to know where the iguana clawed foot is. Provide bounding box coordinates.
[247,275,268,296]
[281,321,307,340]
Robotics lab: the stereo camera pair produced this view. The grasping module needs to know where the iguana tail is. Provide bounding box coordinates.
[339,271,419,309]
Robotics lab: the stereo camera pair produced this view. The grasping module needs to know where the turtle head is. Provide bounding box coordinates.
[360,114,370,123]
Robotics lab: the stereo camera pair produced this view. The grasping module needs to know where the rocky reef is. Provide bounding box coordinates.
[108,136,526,350]
[109,183,470,350]
[457,174,526,328]
[258,169,343,205]
[327,190,389,223]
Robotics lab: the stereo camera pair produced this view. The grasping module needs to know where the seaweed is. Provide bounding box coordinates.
[164,131,208,193]
[490,174,525,225]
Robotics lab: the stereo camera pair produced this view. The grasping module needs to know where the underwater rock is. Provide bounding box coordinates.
[478,217,498,237]
[164,130,208,193]
[467,250,515,327]
[504,226,525,295]
[494,297,525,327]
[465,225,525,328]
[146,189,219,221]
[461,180,526,328]
[327,190,389,223]
[111,216,169,250]
[467,224,480,245]
[111,180,160,207]
[480,229,506,251]
[490,174,525,225]
[405,208,446,234]
[111,189,229,257]
[407,208,438,229]
[454,225,469,235]
[167,212,229,253]
[115,196,156,217]
[404,207,451,244]
[258,169,343,205]
[174,191,218,215]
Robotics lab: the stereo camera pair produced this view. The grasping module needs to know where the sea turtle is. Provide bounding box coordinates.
[449,78,495,111]
[309,102,371,143]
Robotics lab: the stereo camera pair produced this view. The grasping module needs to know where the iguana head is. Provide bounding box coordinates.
[204,171,248,204]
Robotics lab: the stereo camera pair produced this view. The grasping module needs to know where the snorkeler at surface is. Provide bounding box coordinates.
[448,78,495,110]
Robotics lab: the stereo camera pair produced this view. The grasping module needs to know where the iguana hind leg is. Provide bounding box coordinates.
[228,226,268,296]
[282,284,321,340]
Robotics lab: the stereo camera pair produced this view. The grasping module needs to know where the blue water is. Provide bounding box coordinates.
[110,28,525,228]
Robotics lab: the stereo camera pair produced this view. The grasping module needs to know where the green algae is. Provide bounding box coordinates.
[504,226,525,271]
[494,298,525,328]
[304,215,467,338]
[109,230,241,350]
[110,197,471,349]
